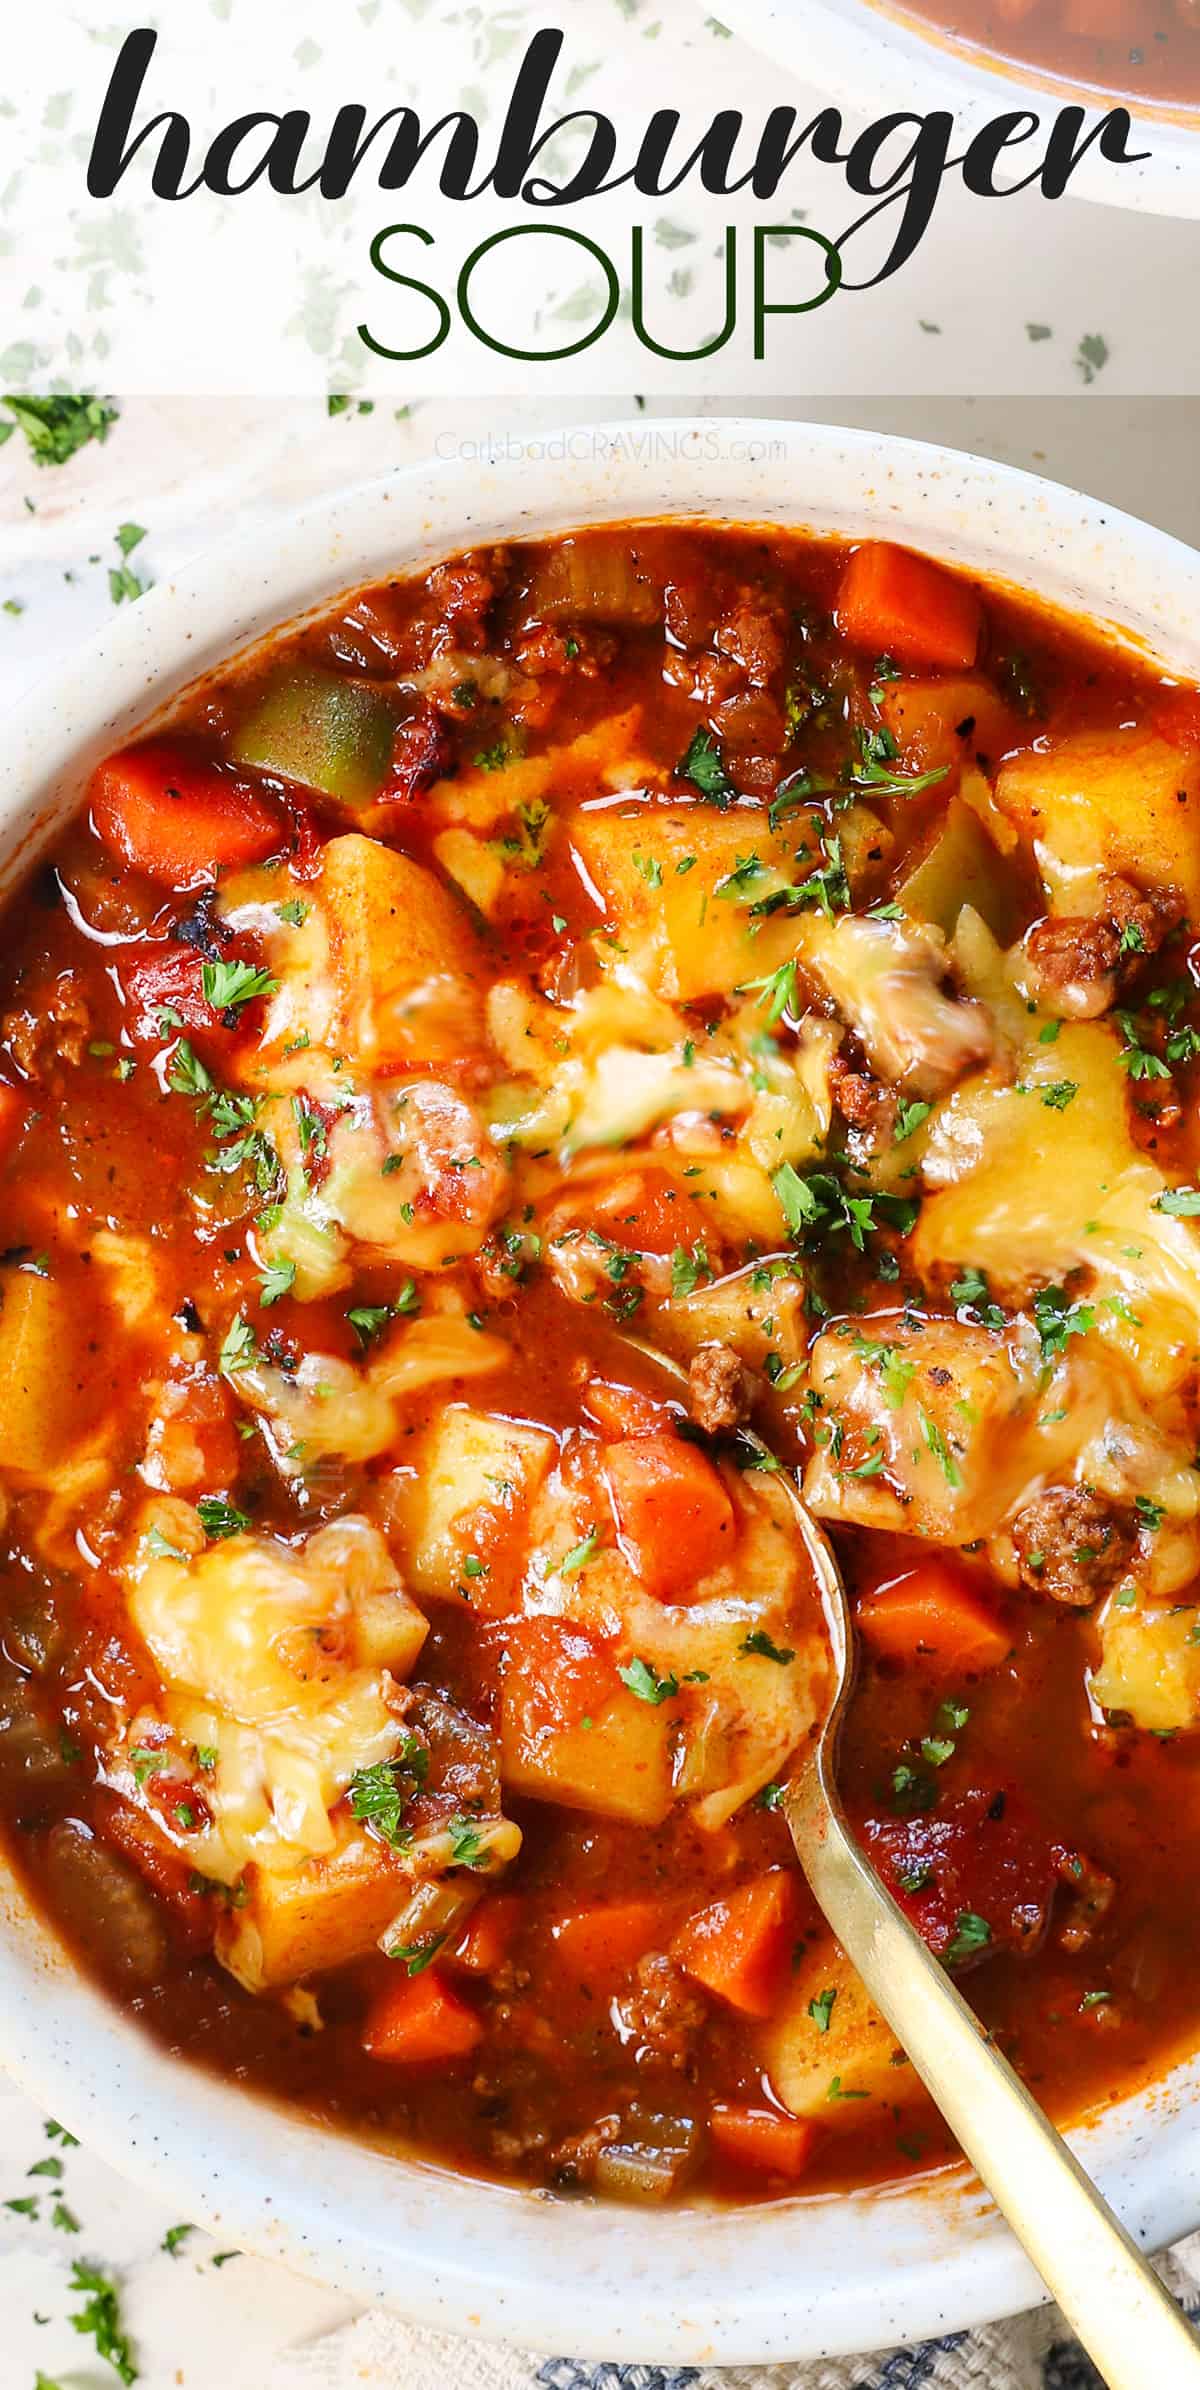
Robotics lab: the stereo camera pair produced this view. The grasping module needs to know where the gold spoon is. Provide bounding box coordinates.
[625,1341,1200,2387]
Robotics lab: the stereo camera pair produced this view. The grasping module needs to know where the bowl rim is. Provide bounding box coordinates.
[704,0,1200,216]
[4,413,1200,2365]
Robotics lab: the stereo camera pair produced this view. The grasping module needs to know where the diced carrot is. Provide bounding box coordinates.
[837,543,983,673]
[592,1169,696,1259]
[506,1615,623,1734]
[549,1897,677,1989]
[603,1434,735,1602]
[0,1082,27,1166]
[710,2103,817,2180]
[90,741,285,890]
[361,1966,484,2064]
[451,1894,520,1976]
[857,1561,1012,1677]
[584,1380,675,1439]
[672,1869,803,2018]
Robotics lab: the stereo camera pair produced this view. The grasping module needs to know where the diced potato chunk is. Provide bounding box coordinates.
[430,708,649,832]
[760,1940,924,2122]
[995,727,1200,915]
[501,1664,673,1826]
[318,833,486,1068]
[896,798,1025,945]
[917,1022,1200,1398]
[0,1272,87,1475]
[216,1822,406,1991]
[1090,1596,1200,1734]
[571,806,810,1002]
[388,1407,556,1602]
[433,827,507,918]
[804,1315,1044,1544]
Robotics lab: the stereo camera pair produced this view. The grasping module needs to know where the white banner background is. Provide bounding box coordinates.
[2,0,1200,394]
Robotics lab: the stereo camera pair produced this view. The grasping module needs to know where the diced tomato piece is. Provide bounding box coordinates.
[672,1870,804,2018]
[837,543,983,673]
[505,1616,622,1735]
[362,1966,484,2063]
[603,1434,735,1602]
[0,1081,27,1165]
[1154,686,1200,752]
[709,2103,817,2181]
[857,1561,1012,1678]
[148,1371,241,1496]
[861,1785,1069,1968]
[549,1897,678,1990]
[90,741,285,891]
[451,1894,520,1976]
[122,941,228,1041]
[584,1380,675,1439]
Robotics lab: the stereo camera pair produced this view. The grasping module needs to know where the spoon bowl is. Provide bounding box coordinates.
[626,1335,1200,2388]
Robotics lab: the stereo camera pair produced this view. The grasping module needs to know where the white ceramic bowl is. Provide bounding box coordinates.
[3,417,1200,2367]
[710,0,1200,217]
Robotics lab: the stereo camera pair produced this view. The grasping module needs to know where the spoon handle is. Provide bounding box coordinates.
[786,1768,1200,2390]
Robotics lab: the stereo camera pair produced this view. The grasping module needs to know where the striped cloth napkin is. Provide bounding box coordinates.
[265,2241,1200,2390]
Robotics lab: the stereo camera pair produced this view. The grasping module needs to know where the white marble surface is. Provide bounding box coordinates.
[0,391,1198,2387]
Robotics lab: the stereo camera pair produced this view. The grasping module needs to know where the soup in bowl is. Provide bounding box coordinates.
[2,424,1200,2361]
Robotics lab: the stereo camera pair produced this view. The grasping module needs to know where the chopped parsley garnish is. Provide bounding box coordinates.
[1154,1187,1200,1216]
[162,2223,195,2257]
[740,958,798,1027]
[808,1986,837,2032]
[950,1267,1006,1332]
[348,1737,429,1849]
[388,1933,448,1976]
[893,1098,931,1144]
[218,1314,258,1375]
[670,1242,712,1298]
[618,1656,680,1704]
[1032,1284,1094,1363]
[197,1497,249,1540]
[1,394,119,468]
[677,726,736,807]
[276,898,309,927]
[741,1629,795,1664]
[68,2259,138,2384]
[257,1258,296,1308]
[201,958,278,1014]
[448,1816,491,1869]
[1115,1010,1171,1084]
[943,1910,991,1968]
[561,1528,603,1576]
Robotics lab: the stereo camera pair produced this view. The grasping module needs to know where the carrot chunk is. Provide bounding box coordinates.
[603,1434,735,1602]
[549,1897,677,1989]
[451,1894,520,1977]
[583,1380,674,1439]
[857,1561,1011,1677]
[90,741,285,890]
[836,543,983,673]
[710,2103,817,2180]
[361,1967,483,2064]
[672,1869,802,2018]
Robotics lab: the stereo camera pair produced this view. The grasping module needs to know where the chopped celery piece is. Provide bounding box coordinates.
[233,664,394,808]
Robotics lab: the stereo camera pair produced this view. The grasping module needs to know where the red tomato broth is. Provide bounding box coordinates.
[878,0,1200,109]
[0,524,1199,2205]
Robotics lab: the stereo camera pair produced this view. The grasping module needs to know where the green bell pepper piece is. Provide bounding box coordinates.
[233,664,394,809]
